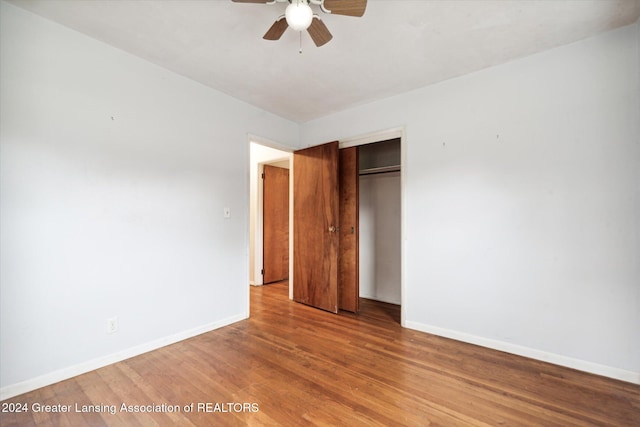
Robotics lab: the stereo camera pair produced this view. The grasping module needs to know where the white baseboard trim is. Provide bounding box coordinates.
[0,313,247,401]
[404,320,640,385]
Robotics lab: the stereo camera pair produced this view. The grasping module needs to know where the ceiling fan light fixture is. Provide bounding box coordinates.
[285,1,313,31]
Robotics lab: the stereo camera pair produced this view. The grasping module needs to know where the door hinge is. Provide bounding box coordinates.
[261,173,265,179]
[261,269,264,275]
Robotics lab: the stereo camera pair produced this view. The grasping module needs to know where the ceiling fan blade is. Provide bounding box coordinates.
[232,0,271,3]
[263,18,289,40]
[323,0,367,17]
[308,17,333,47]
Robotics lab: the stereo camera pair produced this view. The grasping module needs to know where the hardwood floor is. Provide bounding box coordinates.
[2,281,639,426]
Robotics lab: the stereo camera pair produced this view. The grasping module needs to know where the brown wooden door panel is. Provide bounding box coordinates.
[293,141,339,313]
[263,165,289,284]
[339,146,359,312]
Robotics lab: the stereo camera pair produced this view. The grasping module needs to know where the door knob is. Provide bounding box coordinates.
[329,226,336,233]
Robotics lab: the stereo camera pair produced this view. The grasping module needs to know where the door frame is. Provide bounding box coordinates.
[249,136,293,296]
[248,127,405,325]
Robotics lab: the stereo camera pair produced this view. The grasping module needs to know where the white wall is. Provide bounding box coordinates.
[0,1,298,398]
[302,22,640,383]
[359,172,401,304]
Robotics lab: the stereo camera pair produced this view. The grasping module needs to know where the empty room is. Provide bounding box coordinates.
[1,0,639,425]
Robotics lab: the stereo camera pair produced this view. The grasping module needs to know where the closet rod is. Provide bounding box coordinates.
[359,165,401,176]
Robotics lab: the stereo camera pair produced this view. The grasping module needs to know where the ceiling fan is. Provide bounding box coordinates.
[232,0,367,47]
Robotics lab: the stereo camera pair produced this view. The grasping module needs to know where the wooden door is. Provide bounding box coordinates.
[263,164,289,284]
[293,141,339,313]
[339,147,359,312]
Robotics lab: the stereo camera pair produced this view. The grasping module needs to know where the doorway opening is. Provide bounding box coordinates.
[249,141,292,291]
[248,128,404,325]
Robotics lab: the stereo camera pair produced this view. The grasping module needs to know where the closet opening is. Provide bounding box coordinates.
[357,138,402,311]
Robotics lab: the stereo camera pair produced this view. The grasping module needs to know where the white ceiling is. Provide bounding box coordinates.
[8,0,640,123]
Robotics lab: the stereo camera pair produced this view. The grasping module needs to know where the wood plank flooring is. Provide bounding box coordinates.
[2,281,639,426]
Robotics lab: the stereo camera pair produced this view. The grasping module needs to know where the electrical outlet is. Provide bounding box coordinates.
[106,317,118,334]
